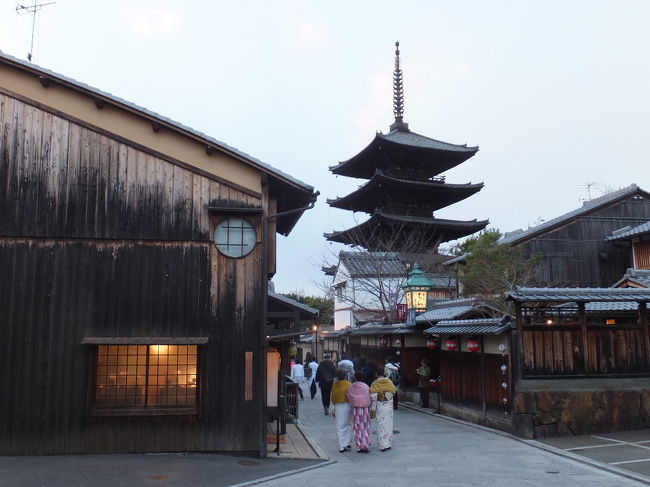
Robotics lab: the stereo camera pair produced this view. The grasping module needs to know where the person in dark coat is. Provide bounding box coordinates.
[361,358,378,386]
[315,355,336,415]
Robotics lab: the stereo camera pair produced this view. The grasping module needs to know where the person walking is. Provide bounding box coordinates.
[315,355,336,415]
[416,358,431,408]
[384,356,401,410]
[337,355,355,382]
[308,357,319,399]
[370,370,397,451]
[290,358,305,400]
[346,371,372,453]
[330,369,353,453]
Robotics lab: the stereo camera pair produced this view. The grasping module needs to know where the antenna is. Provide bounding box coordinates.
[16,0,56,63]
[576,182,599,202]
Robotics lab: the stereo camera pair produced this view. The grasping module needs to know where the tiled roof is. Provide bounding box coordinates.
[415,298,495,323]
[500,185,650,245]
[268,292,319,316]
[0,52,314,195]
[612,268,650,288]
[381,130,478,153]
[507,287,650,302]
[424,317,512,335]
[350,322,416,336]
[340,252,405,278]
[607,221,650,241]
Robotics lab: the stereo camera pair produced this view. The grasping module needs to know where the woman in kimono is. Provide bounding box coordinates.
[330,369,353,452]
[346,371,372,453]
[370,370,397,451]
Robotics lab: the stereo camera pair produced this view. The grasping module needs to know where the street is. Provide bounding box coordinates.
[261,384,645,487]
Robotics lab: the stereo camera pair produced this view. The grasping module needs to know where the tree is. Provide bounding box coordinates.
[283,292,334,328]
[454,229,541,311]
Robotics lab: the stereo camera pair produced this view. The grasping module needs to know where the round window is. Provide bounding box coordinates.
[214,217,257,258]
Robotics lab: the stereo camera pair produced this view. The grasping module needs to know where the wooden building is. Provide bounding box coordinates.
[0,53,316,455]
[498,185,650,287]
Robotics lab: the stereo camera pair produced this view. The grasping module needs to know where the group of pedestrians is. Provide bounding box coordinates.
[328,356,400,453]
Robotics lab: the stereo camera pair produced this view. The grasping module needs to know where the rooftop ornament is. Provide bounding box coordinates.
[391,41,409,132]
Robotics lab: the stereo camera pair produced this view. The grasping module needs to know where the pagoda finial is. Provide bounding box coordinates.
[393,41,404,123]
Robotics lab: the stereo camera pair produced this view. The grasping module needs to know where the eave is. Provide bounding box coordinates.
[327,170,483,213]
[330,130,478,179]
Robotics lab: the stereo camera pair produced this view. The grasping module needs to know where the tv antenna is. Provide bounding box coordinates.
[576,182,599,202]
[16,1,56,63]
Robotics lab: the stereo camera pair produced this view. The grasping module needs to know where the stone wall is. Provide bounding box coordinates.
[513,379,650,438]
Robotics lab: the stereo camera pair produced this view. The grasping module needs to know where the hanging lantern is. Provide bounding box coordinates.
[426,336,439,350]
[402,263,432,314]
[379,336,389,348]
[394,337,402,347]
[445,336,458,352]
[467,337,480,353]
[288,343,297,358]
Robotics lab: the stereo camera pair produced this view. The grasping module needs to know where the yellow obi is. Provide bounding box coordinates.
[331,380,352,404]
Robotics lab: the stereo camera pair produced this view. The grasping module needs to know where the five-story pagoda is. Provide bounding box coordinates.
[325,42,488,253]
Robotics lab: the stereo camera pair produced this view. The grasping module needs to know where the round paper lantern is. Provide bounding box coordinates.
[379,336,388,348]
[426,336,439,350]
[445,337,458,352]
[467,337,480,353]
[394,338,402,347]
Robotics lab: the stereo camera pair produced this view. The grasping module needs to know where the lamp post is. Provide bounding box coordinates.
[402,263,432,324]
[311,324,319,360]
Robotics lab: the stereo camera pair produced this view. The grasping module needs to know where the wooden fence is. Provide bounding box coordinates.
[521,326,648,376]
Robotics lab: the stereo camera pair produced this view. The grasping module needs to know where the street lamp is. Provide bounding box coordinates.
[311,324,319,360]
[402,263,432,315]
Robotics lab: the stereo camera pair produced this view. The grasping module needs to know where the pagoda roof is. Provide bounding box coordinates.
[327,170,483,214]
[330,127,478,179]
[324,210,488,251]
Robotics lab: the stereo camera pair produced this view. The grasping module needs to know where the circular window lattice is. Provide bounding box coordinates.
[214,217,257,258]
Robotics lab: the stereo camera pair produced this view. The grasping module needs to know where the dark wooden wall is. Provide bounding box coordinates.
[519,198,650,287]
[440,352,509,410]
[521,326,648,377]
[0,93,265,454]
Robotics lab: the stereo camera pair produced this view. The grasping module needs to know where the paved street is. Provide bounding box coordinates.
[262,385,646,487]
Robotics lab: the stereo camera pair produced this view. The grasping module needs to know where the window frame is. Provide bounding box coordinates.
[83,338,207,417]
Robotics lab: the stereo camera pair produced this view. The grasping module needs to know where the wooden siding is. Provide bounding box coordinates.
[521,326,648,377]
[440,352,508,410]
[0,93,266,454]
[519,199,650,287]
[635,241,650,270]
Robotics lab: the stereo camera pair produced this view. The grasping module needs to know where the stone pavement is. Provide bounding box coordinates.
[257,388,647,487]
[534,430,650,483]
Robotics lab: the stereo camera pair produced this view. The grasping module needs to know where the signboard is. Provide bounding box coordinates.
[397,303,408,321]
[407,309,416,325]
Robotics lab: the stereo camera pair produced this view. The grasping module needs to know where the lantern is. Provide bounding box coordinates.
[467,337,480,353]
[394,338,402,347]
[379,336,389,347]
[402,264,432,314]
[426,336,439,350]
[445,336,458,352]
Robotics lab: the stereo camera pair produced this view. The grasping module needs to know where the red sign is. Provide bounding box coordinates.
[397,304,408,321]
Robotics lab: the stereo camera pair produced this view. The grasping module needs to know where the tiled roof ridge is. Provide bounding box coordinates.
[500,184,646,245]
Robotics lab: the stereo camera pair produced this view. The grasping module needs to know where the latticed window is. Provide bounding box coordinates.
[95,345,198,411]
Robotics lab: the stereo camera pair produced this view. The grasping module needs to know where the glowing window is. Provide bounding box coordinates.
[95,345,198,411]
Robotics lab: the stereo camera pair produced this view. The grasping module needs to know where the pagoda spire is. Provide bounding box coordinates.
[390,41,409,132]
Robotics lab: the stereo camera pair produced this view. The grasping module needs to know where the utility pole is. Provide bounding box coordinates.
[16,0,56,63]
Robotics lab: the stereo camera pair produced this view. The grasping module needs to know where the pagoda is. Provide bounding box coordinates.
[325,42,488,253]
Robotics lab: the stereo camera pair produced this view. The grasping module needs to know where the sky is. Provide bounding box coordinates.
[1,1,649,297]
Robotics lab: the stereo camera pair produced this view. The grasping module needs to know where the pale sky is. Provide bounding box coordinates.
[2,1,649,296]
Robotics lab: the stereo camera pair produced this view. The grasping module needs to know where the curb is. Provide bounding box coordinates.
[230,422,335,487]
[400,401,650,485]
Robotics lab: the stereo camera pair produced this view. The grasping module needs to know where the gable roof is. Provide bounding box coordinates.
[415,297,499,323]
[500,184,650,246]
[0,51,316,235]
[339,252,405,279]
[424,317,513,335]
[611,268,650,288]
